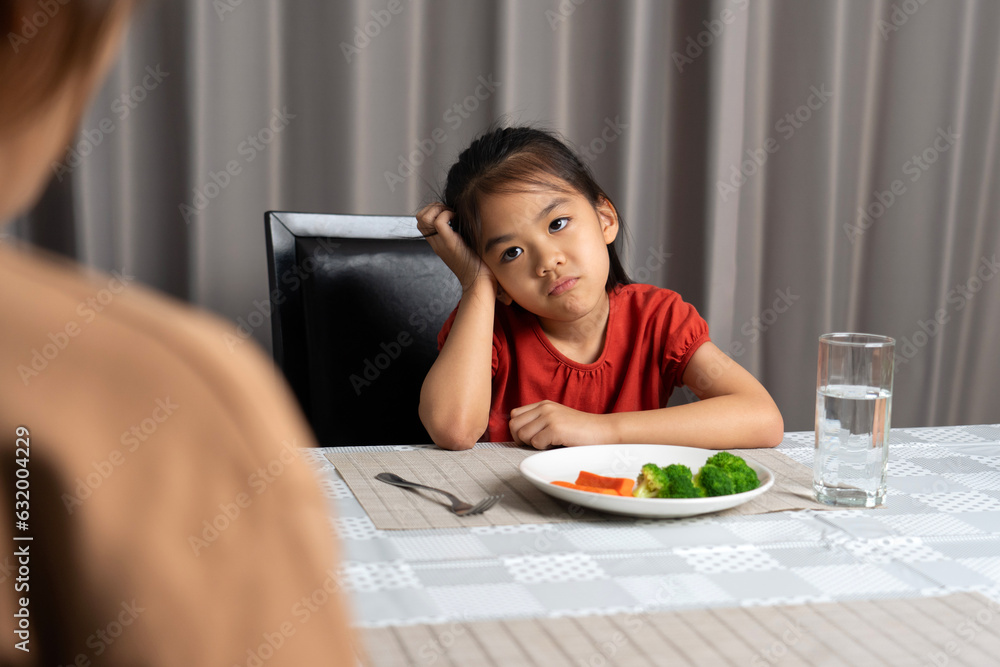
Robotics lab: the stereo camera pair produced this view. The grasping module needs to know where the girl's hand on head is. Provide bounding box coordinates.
[508,400,611,449]
[416,202,503,298]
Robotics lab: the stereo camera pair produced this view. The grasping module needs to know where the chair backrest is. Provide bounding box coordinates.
[264,212,460,446]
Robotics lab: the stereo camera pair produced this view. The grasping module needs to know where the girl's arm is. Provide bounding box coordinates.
[606,342,784,448]
[418,276,495,450]
[508,342,784,449]
[415,203,497,450]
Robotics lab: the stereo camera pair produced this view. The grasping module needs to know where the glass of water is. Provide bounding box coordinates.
[814,333,894,507]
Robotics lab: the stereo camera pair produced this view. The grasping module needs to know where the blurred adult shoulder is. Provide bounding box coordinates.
[0,240,359,666]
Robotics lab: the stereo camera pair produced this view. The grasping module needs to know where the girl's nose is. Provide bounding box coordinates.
[535,242,565,276]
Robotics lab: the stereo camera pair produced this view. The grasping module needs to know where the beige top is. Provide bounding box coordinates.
[0,241,358,666]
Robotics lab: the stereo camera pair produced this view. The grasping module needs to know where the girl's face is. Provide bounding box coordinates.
[477,185,619,327]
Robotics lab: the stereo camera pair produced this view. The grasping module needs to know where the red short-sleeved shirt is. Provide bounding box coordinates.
[436,283,711,442]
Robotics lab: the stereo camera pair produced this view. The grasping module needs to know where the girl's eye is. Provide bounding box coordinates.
[549,217,569,232]
[501,247,523,262]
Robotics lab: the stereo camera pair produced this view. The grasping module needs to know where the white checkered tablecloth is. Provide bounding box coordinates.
[301,425,1000,628]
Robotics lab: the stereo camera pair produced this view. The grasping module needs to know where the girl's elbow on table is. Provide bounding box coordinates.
[759,405,785,448]
[434,435,477,451]
[714,392,785,449]
[734,390,785,448]
[420,409,482,451]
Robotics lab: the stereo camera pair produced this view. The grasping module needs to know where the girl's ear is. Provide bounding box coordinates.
[596,196,619,244]
[497,284,513,306]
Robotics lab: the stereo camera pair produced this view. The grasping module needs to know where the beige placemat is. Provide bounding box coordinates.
[326,446,840,530]
[359,592,1000,667]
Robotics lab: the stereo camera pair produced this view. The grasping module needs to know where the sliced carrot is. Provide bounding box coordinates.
[551,481,619,495]
[574,471,635,497]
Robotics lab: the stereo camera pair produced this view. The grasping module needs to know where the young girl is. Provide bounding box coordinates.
[417,126,783,451]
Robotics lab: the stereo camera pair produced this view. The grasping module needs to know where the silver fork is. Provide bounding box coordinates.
[374,472,502,516]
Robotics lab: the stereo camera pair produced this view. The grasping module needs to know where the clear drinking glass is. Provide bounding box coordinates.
[813,333,894,507]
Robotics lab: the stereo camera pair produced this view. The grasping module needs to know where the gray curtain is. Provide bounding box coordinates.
[10,0,1000,431]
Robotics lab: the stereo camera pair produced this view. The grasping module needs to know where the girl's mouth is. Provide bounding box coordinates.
[548,277,578,295]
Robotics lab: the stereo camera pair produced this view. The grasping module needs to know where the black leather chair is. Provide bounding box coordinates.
[264,212,460,446]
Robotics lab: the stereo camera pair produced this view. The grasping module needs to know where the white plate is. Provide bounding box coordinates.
[519,444,774,519]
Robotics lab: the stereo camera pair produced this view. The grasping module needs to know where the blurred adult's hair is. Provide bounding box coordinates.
[0,0,134,129]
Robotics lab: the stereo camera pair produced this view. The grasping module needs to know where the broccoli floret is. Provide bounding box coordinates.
[634,458,757,499]
[728,467,760,494]
[694,465,735,497]
[659,464,704,498]
[704,452,760,493]
[633,463,669,498]
[704,451,742,469]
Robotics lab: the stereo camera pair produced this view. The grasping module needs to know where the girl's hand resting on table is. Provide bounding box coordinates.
[416,202,507,302]
[509,400,612,449]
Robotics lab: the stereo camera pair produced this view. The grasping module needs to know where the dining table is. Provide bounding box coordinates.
[302,423,1000,666]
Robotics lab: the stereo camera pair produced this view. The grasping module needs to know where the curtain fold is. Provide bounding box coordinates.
[10,0,999,430]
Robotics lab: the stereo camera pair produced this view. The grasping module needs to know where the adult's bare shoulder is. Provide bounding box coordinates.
[0,242,360,666]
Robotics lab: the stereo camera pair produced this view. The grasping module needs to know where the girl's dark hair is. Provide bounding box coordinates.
[441,125,631,291]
